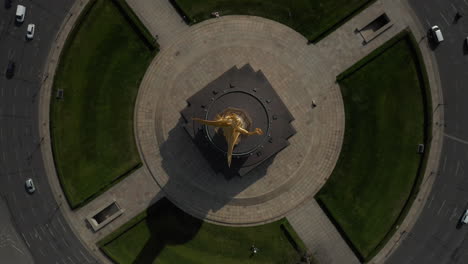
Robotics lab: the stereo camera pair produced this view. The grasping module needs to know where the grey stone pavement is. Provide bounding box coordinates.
[125,0,189,48]
[35,0,444,263]
[135,15,345,226]
[0,198,34,264]
[287,200,360,264]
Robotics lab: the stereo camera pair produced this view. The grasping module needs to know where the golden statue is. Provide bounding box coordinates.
[193,108,263,167]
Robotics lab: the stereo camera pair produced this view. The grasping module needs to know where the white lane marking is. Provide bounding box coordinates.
[46,224,55,237]
[450,207,459,221]
[30,205,37,217]
[427,195,435,208]
[437,200,447,215]
[445,133,468,145]
[57,217,67,233]
[8,48,15,59]
[18,210,25,223]
[39,225,47,237]
[39,248,45,256]
[451,3,458,12]
[21,233,30,248]
[455,160,461,176]
[68,256,76,264]
[61,237,70,248]
[11,243,25,255]
[33,228,42,241]
[440,12,450,26]
[442,155,447,173]
[79,250,91,263]
[425,19,431,28]
[49,240,58,252]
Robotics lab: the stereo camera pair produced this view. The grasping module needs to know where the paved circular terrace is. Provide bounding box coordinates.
[135,16,345,226]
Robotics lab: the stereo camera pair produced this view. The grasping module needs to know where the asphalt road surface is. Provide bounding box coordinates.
[0,198,34,263]
[0,0,97,263]
[387,0,468,263]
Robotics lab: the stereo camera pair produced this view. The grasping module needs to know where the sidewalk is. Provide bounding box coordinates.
[125,0,189,48]
[287,200,360,264]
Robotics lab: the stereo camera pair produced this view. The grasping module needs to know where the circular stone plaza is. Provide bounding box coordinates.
[136,16,344,225]
[2,0,456,263]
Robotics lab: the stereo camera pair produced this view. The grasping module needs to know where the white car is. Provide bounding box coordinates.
[461,209,468,225]
[26,24,35,39]
[25,178,36,193]
[15,5,26,23]
[431,25,444,43]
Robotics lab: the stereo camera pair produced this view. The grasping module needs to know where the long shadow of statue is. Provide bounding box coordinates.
[133,117,275,263]
[133,198,203,263]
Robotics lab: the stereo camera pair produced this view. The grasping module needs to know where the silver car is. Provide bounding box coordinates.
[25,178,35,193]
[461,209,468,225]
[26,24,35,40]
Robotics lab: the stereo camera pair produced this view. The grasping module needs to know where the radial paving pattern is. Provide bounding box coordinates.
[135,16,345,225]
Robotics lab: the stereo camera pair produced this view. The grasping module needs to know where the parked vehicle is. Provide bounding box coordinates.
[15,4,25,23]
[26,23,35,39]
[25,178,36,193]
[430,25,444,43]
[461,209,468,225]
[5,60,15,79]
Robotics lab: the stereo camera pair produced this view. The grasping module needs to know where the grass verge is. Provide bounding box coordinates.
[316,31,430,261]
[173,0,376,42]
[99,198,304,264]
[50,0,156,208]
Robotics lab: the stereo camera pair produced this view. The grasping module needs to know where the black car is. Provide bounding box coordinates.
[4,0,12,9]
[6,60,15,79]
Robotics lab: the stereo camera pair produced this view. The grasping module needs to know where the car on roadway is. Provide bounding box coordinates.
[15,4,25,23]
[5,60,15,79]
[26,23,35,40]
[4,0,12,9]
[430,25,444,43]
[461,209,468,225]
[25,178,36,193]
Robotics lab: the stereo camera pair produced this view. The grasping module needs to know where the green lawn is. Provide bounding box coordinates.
[316,34,428,261]
[99,198,305,264]
[51,0,155,208]
[175,0,375,42]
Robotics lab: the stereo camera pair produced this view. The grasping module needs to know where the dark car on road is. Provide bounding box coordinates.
[6,60,15,79]
[4,0,12,9]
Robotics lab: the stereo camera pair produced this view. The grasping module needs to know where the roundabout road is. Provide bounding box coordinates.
[0,0,97,263]
[1,0,466,263]
[388,0,468,263]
